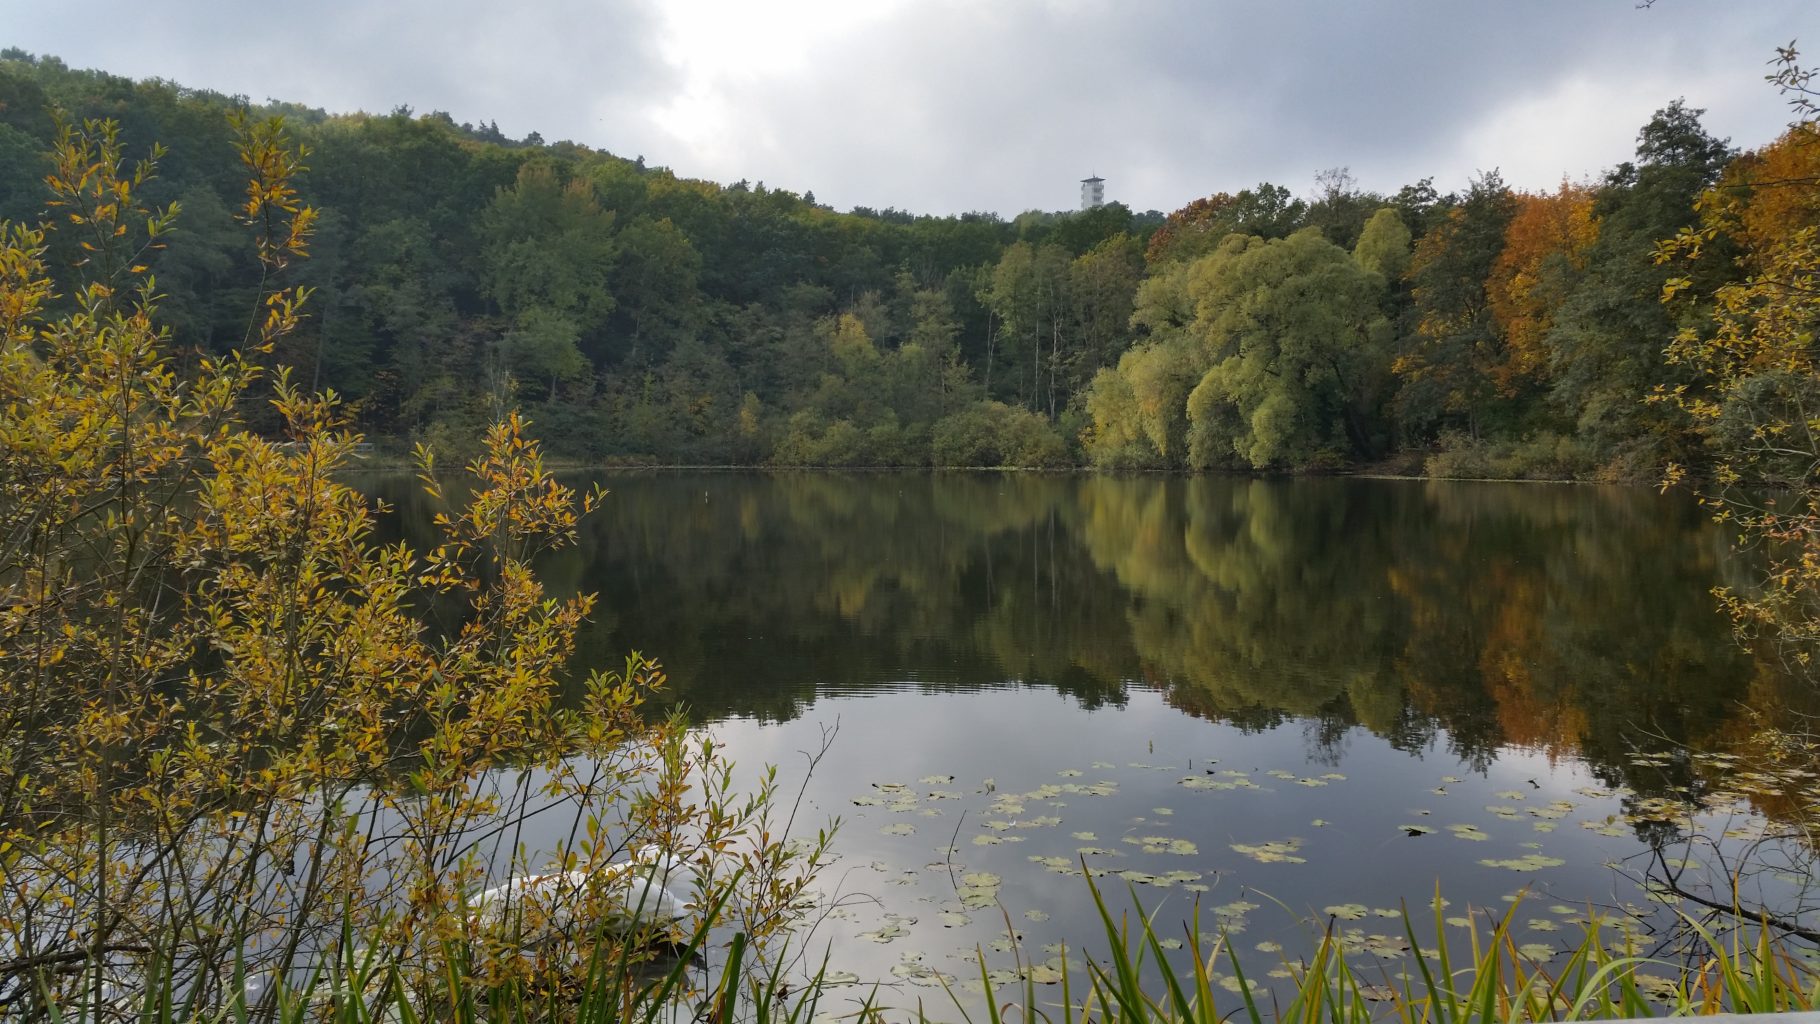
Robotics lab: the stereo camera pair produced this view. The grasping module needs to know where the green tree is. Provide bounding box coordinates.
[1181,229,1392,468]
[1393,171,1517,439]
[1353,207,1412,283]
[480,162,618,330]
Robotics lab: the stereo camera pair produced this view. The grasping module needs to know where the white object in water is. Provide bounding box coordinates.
[472,844,696,941]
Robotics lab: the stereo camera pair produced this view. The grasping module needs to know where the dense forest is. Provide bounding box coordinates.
[0,50,1812,477]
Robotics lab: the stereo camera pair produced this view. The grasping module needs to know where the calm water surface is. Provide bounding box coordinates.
[373,473,1815,1007]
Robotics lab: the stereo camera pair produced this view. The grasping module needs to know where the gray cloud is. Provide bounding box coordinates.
[6,0,1813,216]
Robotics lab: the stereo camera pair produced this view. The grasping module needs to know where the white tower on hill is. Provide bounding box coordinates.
[1080,175,1105,211]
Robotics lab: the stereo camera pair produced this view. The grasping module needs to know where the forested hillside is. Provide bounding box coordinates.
[2,50,1812,477]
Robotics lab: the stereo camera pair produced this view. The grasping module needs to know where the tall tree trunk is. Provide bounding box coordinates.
[983,311,996,398]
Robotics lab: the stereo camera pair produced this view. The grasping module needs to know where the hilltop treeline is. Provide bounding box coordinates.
[2,50,1812,476]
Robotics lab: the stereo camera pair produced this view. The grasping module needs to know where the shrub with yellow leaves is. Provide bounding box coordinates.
[1657,44,1820,662]
[0,116,828,1020]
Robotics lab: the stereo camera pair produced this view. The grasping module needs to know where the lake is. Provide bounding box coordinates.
[371,471,1820,1009]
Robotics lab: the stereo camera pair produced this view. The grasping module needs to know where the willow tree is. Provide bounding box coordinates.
[1183,228,1392,469]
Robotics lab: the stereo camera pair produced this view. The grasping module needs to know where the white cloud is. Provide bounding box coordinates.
[4,0,1813,215]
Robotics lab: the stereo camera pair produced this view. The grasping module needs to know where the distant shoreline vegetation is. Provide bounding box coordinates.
[0,51,1810,484]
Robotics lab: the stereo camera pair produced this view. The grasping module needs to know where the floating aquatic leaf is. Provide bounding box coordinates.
[1494,790,1527,801]
[859,922,909,943]
[1028,855,1073,872]
[1153,807,1174,815]
[1325,903,1368,920]
[1442,776,1463,784]
[1447,824,1489,841]
[1445,916,1472,928]
[1400,824,1435,835]
[938,911,969,927]
[891,960,939,983]
[1126,835,1199,855]
[1214,900,1258,919]
[1075,846,1121,857]
[1219,975,1260,994]
[1431,788,1449,795]
[852,796,883,806]
[1266,769,1297,780]
[1256,941,1283,953]
[1528,918,1559,932]
[1232,838,1305,863]
[1184,882,1211,893]
[1532,822,1557,833]
[1312,818,1330,827]
[1057,769,1082,777]
[1118,869,1158,885]
[1479,854,1565,871]
[1072,831,1097,841]
[1372,908,1402,918]
[880,823,916,837]
[1024,909,1049,922]
[963,871,1001,887]
[1091,761,1115,769]
[1159,938,1184,949]
[1295,778,1328,787]
[1518,943,1557,961]
[927,790,964,801]
[971,835,1005,846]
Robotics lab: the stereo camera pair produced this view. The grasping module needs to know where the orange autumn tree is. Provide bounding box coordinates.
[1485,182,1599,397]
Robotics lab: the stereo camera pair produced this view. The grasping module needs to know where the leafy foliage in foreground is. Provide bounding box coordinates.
[946,880,1820,1024]
[0,118,825,1021]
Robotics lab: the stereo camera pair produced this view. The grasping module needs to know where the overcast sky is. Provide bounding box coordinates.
[5,1,1815,216]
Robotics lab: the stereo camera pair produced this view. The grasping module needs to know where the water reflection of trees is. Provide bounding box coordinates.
[369,472,1800,786]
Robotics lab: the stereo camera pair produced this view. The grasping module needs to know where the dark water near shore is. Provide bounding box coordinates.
[371,472,1818,1008]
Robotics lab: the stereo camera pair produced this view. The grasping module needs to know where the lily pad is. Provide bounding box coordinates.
[1232,838,1305,863]
[1479,854,1566,871]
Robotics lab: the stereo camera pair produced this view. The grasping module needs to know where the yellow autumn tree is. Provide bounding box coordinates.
[0,117,825,1020]
[1659,44,1820,657]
